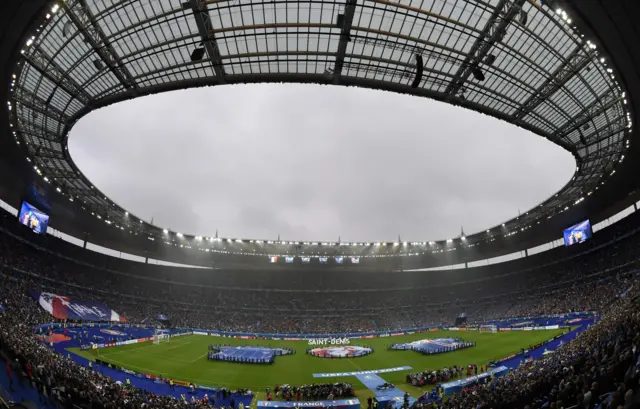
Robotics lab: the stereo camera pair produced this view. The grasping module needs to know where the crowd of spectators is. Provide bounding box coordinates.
[421,292,640,409]
[1,204,639,334]
[268,382,355,401]
[0,207,640,408]
[406,365,468,386]
[0,277,249,408]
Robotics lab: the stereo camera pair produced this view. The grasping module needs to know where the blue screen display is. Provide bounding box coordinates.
[19,201,49,234]
[563,219,592,246]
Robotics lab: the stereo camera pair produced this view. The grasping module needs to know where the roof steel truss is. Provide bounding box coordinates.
[5,0,629,241]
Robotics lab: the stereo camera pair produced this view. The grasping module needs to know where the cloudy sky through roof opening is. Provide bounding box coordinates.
[68,84,575,242]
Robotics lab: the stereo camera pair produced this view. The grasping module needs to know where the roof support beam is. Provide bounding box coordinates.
[582,146,621,162]
[24,46,92,104]
[583,120,628,149]
[21,120,59,136]
[445,0,525,96]
[333,0,358,83]
[20,129,61,142]
[14,87,68,122]
[583,145,623,161]
[63,0,137,91]
[187,0,226,81]
[38,166,78,180]
[512,44,596,120]
[553,88,623,142]
[31,146,66,161]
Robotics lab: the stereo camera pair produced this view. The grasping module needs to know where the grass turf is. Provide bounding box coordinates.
[70,329,565,402]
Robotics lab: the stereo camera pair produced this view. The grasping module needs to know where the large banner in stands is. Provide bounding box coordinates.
[441,366,509,395]
[30,291,126,322]
[258,399,360,409]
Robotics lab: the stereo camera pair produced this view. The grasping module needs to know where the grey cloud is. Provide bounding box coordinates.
[69,84,575,242]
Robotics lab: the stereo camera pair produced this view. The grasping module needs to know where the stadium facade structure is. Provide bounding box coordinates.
[0,0,638,270]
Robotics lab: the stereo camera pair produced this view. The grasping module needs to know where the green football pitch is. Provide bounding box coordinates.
[71,329,565,403]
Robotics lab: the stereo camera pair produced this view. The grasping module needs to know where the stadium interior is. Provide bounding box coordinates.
[1,0,640,409]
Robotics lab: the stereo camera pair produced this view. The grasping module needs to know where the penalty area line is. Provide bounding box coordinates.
[190,352,209,363]
[347,358,363,371]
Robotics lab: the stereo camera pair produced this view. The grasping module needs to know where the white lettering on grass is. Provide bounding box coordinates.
[307,337,350,346]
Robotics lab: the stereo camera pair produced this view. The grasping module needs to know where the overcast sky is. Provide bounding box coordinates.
[68,84,575,242]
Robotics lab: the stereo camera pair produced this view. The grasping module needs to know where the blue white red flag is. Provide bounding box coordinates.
[31,291,125,322]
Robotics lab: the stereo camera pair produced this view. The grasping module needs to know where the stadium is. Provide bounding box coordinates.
[0,0,639,409]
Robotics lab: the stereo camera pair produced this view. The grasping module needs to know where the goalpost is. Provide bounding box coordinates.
[153,329,171,345]
[479,325,498,333]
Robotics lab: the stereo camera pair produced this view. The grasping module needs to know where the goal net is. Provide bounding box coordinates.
[153,330,171,345]
[479,325,498,333]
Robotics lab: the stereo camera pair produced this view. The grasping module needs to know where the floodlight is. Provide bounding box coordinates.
[191,47,205,62]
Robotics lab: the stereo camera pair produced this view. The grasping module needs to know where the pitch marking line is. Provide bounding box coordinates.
[166,339,194,351]
[347,358,363,371]
[190,352,209,363]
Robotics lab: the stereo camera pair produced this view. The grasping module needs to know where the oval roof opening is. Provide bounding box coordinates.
[69,83,575,242]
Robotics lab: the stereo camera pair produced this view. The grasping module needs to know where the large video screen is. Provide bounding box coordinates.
[19,201,49,234]
[563,219,592,246]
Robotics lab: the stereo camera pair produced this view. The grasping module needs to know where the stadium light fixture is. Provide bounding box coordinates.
[177,232,183,237]
[519,10,527,25]
[472,66,485,81]
[461,236,466,241]
[51,4,60,13]
[125,211,128,216]
[162,229,168,234]
[190,47,205,62]
[446,239,453,243]
[62,21,73,37]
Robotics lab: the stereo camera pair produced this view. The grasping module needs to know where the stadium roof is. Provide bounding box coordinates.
[0,0,638,265]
